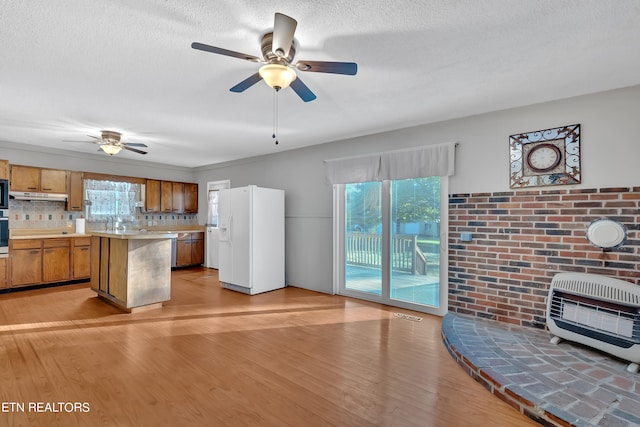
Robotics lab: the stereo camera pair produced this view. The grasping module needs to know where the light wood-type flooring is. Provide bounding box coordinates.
[0,268,538,426]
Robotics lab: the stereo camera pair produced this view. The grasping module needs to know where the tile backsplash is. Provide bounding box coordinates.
[9,200,198,230]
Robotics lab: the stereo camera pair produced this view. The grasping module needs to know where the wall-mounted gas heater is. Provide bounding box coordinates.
[546,272,640,373]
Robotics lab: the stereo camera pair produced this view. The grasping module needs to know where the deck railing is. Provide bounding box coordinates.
[346,232,427,275]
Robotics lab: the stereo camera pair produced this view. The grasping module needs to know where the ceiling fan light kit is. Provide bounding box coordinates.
[100,144,122,156]
[259,63,296,90]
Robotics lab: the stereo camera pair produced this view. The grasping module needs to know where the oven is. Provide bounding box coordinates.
[0,213,8,254]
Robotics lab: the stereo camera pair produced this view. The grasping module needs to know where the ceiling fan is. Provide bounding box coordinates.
[69,130,148,156]
[191,12,357,102]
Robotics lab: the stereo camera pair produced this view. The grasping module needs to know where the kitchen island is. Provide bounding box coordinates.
[90,231,177,312]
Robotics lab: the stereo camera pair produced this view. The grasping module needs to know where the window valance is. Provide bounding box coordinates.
[324,142,456,184]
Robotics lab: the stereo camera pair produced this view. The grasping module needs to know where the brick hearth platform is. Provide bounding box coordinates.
[442,313,640,427]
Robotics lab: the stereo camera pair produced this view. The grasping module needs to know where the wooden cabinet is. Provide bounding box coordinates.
[10,239,42,286]
[10,165,68,193]
[144,179,198,214]
[0,257,8,289]
[73,237,92,279]
[0,160,8,180]
[176,236,192,267]
[67,171,84,211]
[161,181,173,212]
[10,236,92,287]
[184,183,198,213]
[145,179,161,212]
[43,239,71,283]
[191,232,204,265]
[175,232,204,267]
[172,182,184,213]
[40,168,68,193]
[10,165,40,191]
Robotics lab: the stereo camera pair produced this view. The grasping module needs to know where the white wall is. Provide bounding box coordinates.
[194,85,640,293]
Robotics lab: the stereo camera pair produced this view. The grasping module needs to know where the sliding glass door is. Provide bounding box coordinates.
[336,177,447,315]
[390,177,441,308]
[344,181,383,295]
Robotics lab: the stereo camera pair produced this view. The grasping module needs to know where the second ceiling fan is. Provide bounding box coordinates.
[191,13,357,102]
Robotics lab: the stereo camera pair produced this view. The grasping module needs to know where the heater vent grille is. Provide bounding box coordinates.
[548,294,640,343]
[550,273,640,307]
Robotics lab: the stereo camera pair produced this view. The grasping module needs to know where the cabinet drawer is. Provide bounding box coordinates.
[177,233,191,241]
[10,239,42,250]
[74,237,92,247]
[43,238,70,248]
[192,232,204,240]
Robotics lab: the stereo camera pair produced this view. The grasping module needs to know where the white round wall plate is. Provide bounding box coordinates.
[586,218,627,248]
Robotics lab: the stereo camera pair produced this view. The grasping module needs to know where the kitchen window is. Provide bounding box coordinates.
[84,179,142,222]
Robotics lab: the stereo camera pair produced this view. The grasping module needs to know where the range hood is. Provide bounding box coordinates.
[9,191,68,202]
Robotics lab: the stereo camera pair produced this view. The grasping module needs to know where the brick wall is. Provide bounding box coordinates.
[448,186,640,329]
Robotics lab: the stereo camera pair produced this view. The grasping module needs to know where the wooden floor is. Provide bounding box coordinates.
[0,268,537,427]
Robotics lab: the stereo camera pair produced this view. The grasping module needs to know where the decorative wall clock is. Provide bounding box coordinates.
[509,124,581,188]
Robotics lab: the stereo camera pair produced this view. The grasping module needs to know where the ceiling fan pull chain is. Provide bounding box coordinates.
[272,89,279,145]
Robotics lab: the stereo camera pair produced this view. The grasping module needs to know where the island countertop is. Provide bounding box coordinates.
[89,230,178,240]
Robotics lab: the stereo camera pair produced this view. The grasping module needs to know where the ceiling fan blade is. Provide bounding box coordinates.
[290,77,317,102]
[230,73,263,93]
[87,135,101,140]
[295,60,358,75]
[272,13,297,58]
[122,143,148,147]
[122,146,148,155]
[191,42,262,63]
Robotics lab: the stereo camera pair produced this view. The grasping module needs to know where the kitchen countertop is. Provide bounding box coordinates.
[10,232,89,240]
[10,226,204,240]
[90,230,178,240]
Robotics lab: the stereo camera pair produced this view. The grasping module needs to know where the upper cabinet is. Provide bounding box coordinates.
[172,182,184,213]
[144,179,197,214]
[67,171,84,211]
[10,165,39,191]
[40,169,68,193]
[10,165,68,193]
[184,183,198,213]
[161,181,173,212]
[0,160,8,180]
[145,179,161,212]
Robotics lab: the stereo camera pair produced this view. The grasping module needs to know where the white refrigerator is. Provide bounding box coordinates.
[218,185,285,295]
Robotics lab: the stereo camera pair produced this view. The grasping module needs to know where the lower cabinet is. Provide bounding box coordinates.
[11,239,43,286]
[175,232,204,267]
[73,237,92,279]
[0,257,9,289]
[191,233,204,265]
[10,237,93,288]
[42,239,71,283]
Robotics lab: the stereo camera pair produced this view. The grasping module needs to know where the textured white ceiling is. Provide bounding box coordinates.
[1,1,639,167]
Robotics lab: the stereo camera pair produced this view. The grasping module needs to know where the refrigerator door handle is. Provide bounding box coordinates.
[229,215,233,246]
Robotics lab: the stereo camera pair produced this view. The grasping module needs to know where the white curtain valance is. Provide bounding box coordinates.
[324,142,456,184]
